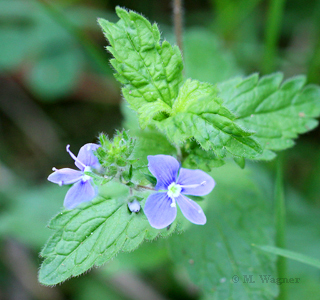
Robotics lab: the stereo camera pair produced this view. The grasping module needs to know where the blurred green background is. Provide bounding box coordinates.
[1,0,320,299]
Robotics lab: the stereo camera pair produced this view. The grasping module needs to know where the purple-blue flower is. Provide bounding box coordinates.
[48,143,100,209]
[144,155,216,229]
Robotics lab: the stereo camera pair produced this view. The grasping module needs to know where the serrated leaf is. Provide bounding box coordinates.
[218,73,320,159]
[98,7,183,122]
[156,79,262,159]
[39,188,177,285]
[182,147,225,171]
[169,163,278,299]
[137,99,172,129]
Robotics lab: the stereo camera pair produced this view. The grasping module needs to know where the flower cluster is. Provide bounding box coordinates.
[144,155,215,229]
[48,143,100,209]
[48,142,215,229]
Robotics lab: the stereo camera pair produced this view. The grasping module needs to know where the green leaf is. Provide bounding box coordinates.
[233,156,246,169]
[143,173,157,186]
[26,42,83,100]
[156,79,263,159]
[254,245,320,270]
[285,187,320,299]
[102,239,170,275]
[98,7,183,124]
[169,163,278,299]
[137,100,172,129]
[39,184,177,285]
[182,145,225,171]
[132,130,176,165]
[0,184,66,249]
[184,28,241,84]
[218,73,320,159]
[121,103,177,160]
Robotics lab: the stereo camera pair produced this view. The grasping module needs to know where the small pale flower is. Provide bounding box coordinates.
[144,155,216,229]
[128,199,141,213]
[48,143,100,209]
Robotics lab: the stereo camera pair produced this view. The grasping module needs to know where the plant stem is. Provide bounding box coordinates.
[307,1,320,84]
[37,0,111,75]
[173,0,184,56]
[275,154,287,300]
[211,0,260,42]
[136,185,155,191]
[262,0,286,74]
[307,38,320,84]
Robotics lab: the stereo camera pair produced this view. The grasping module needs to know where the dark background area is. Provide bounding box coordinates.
[1,0,320,299]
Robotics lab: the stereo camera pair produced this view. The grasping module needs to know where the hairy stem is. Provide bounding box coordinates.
[136,185,155,191]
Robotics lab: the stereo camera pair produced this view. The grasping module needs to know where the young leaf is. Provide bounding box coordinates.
[156,79,263,159]
[39,188,177,285]
[98,7,183,127]
[218,73,320,159]
[169,163,278,299]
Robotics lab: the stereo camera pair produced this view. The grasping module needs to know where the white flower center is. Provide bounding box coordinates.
[84,166,91,172]
[82,166,92,182]
[167,182,182,203]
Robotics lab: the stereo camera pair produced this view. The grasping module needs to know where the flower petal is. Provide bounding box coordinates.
[177,168,215,196]
[48,168,82,185]
[144,192,177,229]
[147,155,180,190]
[75,143,100,170]
[64,180,97,209]
[176,194,206,225]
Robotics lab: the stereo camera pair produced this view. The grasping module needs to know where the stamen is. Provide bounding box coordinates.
[179,181,207,189]
[58,181,63,186]
[167,182,182,199]
[82,166,92,182]
[84,166,91,173]
[52,167,58,171]
[170,198,176,208]
[66,144,86,169]
[82,174,91,182]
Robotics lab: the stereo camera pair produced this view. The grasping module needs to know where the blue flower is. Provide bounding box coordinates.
[144,155,216,229]
[48,143,100,209]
